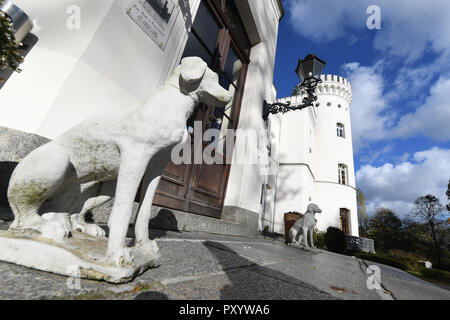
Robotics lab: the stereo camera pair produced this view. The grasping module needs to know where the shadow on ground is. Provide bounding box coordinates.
[134,291,169,300]
[203,241,334,300]
[148,209,182,239]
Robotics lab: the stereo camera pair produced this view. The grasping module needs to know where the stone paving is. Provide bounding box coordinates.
[0,227,449,300]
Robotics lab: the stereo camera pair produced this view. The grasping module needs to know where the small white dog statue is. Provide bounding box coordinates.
[7,56,232,267]
[288,203,322,250]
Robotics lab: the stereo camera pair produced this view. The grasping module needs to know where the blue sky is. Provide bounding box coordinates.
[273,0,450,217]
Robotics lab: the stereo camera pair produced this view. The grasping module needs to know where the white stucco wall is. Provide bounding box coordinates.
[222,0,283,218]
[261,111,281,232]
[313,182,358,235]
[1,0,284,231]
[0,0,197,137]
[272,74,359,236]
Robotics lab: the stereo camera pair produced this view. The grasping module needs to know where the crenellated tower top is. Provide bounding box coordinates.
[292,74,352,105]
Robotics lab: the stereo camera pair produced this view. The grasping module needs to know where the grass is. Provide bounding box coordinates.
[354,251,450,289]
[406,269,450,289]
[354,252,407,270]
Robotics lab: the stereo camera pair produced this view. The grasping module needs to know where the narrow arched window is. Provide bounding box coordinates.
[337,123,345,138]
[338,164,348,185]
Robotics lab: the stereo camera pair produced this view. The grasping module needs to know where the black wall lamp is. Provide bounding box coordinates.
[263,53,326,120]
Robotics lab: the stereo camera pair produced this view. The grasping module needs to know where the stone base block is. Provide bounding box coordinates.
[0,230,160,283]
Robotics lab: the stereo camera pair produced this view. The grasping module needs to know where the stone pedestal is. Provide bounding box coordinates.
[0,230,160,283]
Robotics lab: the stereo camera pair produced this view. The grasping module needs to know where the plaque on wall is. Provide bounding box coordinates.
[127,0,179,50]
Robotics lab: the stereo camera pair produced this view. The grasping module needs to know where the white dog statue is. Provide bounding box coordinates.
[288,203,322,250]
[6,56,232,268]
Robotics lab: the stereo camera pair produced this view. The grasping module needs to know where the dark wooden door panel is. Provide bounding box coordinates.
[153,162,192,211]
[162,162,190,184]
[192,163,225,197]
[340,208,350,235]
[187,200,222,218]
[153,193,186,212]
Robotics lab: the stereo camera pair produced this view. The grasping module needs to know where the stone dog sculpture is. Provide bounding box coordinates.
[288,203,322,250]
[6,56,232,268]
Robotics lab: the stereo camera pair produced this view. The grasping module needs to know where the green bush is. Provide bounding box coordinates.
[355,252,407,270]
[432,252,450,272]
[385,249,426,272]
[313,229,326,249]
[324,227,346,253]
[419,267,450,282]
[0,5,24,79]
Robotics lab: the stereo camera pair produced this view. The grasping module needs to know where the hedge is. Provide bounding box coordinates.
[324,227,346,253]
[355,252,407,271]
[419,267,450,282]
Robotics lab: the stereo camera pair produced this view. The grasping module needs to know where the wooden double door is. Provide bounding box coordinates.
[153,0,250,218]
[340,208,351,235]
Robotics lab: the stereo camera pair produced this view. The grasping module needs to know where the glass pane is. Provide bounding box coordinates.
[219,48,241,88]
[181,32,213,64]
[302,58,314,79]
[224,47,241,83]
[192,1,221,54]
[312,59,325,78]
[209,48,242,157]
[223,0,250,52]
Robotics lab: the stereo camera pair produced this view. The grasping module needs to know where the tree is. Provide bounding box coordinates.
[356,189,369,236]
[367,208,403,252]
[399,217,431,255]
[446,180,450,212]
[0,0,23,81]
[411,195,447,267]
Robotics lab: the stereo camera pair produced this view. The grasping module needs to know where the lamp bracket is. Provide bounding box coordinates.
[262,78,322,120]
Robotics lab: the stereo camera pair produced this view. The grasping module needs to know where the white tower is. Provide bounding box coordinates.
[272,74,358,236]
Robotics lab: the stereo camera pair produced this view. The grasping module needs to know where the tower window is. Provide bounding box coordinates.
[337,123,345,138]
[338,164,348,185]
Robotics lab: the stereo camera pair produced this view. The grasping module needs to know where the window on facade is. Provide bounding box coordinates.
[338,164,348,185]
[337,123,345,138]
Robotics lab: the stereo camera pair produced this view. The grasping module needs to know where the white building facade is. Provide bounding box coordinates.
[0,0,285,236]
[264,74,359,237]
[0,1,359,238]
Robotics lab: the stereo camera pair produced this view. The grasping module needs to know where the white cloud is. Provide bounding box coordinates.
[365,200,416,219]
[286,0,450,63]
[372,0,450,63]
[392,77,450,141]
[341,63,450,149]
[287,1,450,218]
[356,147,450,217]
[287,0,450,149]
[341,62,393,149]
[286,0,365,42]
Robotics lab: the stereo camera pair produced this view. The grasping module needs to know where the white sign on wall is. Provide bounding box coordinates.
[127,0,179,50]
